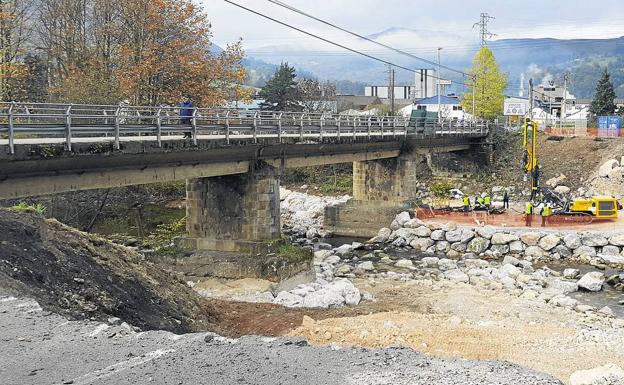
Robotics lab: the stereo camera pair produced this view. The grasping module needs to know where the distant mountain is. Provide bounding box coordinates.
[241,29,624,98]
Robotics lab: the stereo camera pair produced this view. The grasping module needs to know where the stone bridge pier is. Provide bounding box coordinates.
[325,147,429,238]
[183,163,281,252]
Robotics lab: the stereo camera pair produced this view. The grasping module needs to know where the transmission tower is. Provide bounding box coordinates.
[473,13,497,47]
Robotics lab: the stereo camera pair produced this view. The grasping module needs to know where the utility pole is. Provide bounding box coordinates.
[472,75,476,122]
[387,65,395,115]
[473,13,497,47]
[561,72,569,129]
[437,47,442,124]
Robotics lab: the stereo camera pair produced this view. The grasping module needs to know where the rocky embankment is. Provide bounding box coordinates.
[280,187,350,239]
[0,209,218,334]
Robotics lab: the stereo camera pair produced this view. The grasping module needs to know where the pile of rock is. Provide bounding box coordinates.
[322,243,615,316]
[280,188,350,239]
[370,212,624,269]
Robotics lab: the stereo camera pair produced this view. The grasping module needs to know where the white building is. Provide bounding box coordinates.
[364,69,446,101]
[399,95,470,120]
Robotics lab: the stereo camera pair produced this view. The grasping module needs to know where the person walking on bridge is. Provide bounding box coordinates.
[180,98,194,139]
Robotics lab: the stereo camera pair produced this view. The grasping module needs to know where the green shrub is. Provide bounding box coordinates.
[12,202,46,214]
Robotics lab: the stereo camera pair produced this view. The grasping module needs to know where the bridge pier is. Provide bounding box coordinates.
[184,163,281,252]
[326,148,429,237]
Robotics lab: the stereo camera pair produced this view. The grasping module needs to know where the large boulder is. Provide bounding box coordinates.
[574,245,597,258]
[444,269,469,283]
[413,226,432,238]
[394,211,412,227]
[410,238,434,251]
[430,230,446,241]
[520,232,542,246]
[460,229,476,244]
[554,245,572,259]
[570,363,624,385]
[509,241,524,254]
[547,278,578,294]
[546,174,567,187]
[598,159,619,177]
[608,167,624,179]
[476,226,496,240]
[554,185,571,195]
[302,289,345,308]
[490,244,510,256]
[577,272,605,292]
[601,245,620,256]
[274,291,303,307]
[445,229,463,243]
[389,228,419,243]
[403,218,425,228]
[491,232,520,245]
[368,227,392,243]
[421,256,440,267]
[438,258,458,271]
[327,279,361,306]
[357,261,375,271]
[582,233,608,247]
[435,241,451,253]
[564,234,582,250]
[467,237,490,254]
[563,268,580,279]
[524,245,545,259]
[539,234,561,251]
[395,259,415,270]
[608,233,624,247]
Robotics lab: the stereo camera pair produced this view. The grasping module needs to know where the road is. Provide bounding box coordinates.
[0,290,562,385]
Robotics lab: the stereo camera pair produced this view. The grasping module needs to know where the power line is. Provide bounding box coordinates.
[223,0,471,86]
[265,0,473,78]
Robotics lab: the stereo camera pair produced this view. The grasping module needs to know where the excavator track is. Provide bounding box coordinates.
[548,213,593,224]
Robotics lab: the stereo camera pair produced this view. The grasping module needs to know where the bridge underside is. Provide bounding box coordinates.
[0,136,486,278]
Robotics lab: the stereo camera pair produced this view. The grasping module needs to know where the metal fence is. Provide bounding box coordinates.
[0,102,490,154]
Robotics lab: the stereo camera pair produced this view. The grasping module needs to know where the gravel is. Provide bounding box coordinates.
[0,292,562,385]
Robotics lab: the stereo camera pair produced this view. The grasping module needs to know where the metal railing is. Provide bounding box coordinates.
[0,102,489,154]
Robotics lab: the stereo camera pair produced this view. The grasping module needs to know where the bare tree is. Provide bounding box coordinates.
[298,78,337,112]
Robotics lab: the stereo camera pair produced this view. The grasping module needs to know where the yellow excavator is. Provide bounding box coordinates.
[523,118,619,220]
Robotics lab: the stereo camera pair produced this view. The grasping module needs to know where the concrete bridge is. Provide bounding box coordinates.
[0,102,491,266]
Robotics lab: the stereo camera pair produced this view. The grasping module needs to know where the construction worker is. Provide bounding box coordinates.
[503,190,510,209]
[541,204,552,227]
[476,195,484,209]
[525,201,533,227]
[484,194,492,210]
[462,195,470,212]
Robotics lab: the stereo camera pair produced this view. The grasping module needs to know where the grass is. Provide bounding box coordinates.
[11,202,46,214]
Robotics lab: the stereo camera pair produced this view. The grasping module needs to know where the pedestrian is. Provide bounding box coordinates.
[476,195,484,209]
[503,190,510,209]
[180,98,194,138]
[525,201,533,227]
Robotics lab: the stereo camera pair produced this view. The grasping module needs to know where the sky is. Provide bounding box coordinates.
[202,0,624,54]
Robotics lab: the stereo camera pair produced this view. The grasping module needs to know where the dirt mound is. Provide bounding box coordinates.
[0,209,217,334]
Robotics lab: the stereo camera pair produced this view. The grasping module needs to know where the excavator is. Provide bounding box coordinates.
[523,118,619,221]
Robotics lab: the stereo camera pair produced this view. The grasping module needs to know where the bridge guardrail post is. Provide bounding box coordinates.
[392,117,397,138]
[253,111,258,143]
[192,107,198,145]
[353,116,358,140]
[299,113,304,142]
[320,114,324,141]
[336,115,341,142]
[8,102,15,154]
[114,106,121,150]
[156,108,162,147]
[277,112,283,143]
[367,116,372,140]
[225,110,231,144]
[380,117,384,139]
[65,104,73,151]
[404,116,408,138]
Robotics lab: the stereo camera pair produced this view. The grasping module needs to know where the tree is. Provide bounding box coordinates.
[22,53,48,102]
[298,78,336,112]
[589,67,617,120]
[461,47,507,119]
[259,63,301,111]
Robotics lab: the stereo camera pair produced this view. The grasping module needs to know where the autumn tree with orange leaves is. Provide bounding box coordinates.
[14,0,248,106]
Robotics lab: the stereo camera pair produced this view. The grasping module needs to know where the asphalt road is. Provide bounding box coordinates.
[0,290,562,385]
